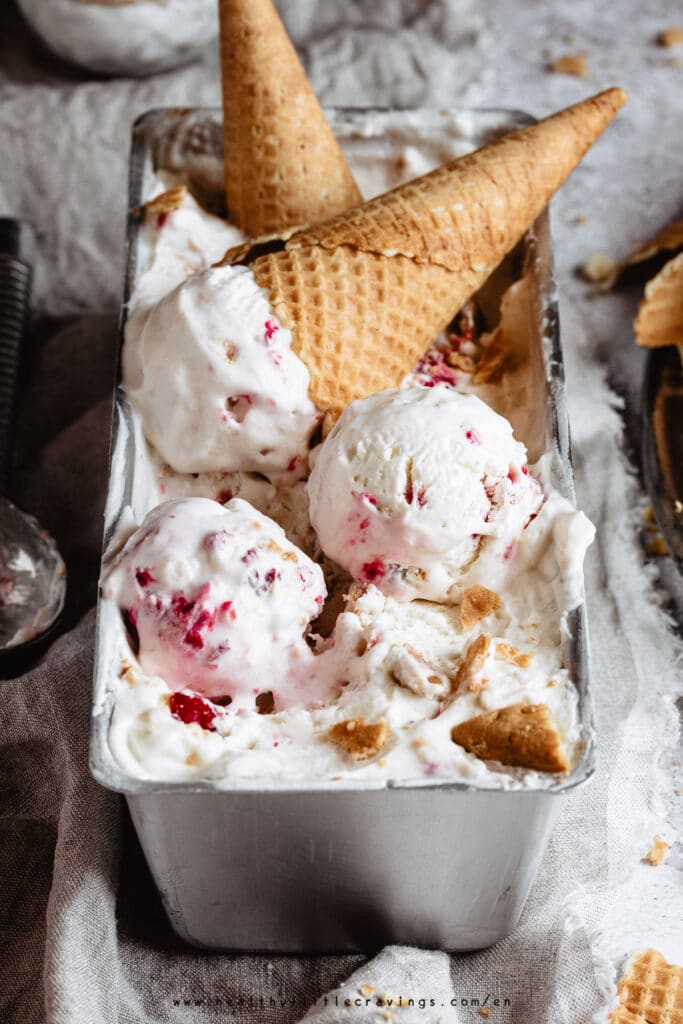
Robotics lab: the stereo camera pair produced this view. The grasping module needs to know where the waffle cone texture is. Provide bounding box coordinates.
[610,949,683,1024]
[219,0,361,236]
[222,88,626,425]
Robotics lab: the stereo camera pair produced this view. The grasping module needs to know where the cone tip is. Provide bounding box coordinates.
[593,86,628,111]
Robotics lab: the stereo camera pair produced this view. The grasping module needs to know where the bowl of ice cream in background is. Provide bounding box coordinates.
[16,0,218,76]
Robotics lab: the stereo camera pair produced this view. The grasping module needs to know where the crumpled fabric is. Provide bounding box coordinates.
[0,1,681,1022]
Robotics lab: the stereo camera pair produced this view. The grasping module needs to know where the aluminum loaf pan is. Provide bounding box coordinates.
[90,106,594,952]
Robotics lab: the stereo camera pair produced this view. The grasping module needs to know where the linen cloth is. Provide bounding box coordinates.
[1,2,681,1022]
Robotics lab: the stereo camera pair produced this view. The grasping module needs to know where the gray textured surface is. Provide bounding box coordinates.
[0,2,681,1022]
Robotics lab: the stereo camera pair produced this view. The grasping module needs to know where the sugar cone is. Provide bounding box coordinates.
[224,89,626,425]
[288,88,627,269]
[219,0,361,236]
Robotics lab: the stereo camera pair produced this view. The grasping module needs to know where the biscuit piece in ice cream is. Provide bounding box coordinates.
[222,89,626,428]
[451,702,570,773]
[460,586,503,631]
[328,717,390,763]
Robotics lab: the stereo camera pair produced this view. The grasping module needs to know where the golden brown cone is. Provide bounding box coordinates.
[287,88,627,270]
[634,250,683,348]
[223,89,625,424]
[450,702,570,774]
[250,244,483,430]
[219,0,361,236]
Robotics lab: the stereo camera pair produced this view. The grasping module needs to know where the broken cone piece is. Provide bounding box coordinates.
[634,250,683,350]
[451,702,570,773]
[460,585,502,631]
[609,949,683,1024]
[328,717,389,762]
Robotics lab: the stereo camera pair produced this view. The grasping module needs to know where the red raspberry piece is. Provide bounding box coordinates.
[361,558,386,582]
[169,691,218,732]
[264,318,279,342]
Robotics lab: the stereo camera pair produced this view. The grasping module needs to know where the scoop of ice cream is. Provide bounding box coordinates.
[102,497,326,709]
[122,264,319,480]
[308,386,543,601]
[129,179,245,315]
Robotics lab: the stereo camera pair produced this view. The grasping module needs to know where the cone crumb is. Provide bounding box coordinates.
[496,643,535,668]
[657,26,683,47]
[144,186,188,217]
[328,717,389,761]
[460,585,502,631]
[453,634,491,692]
[645,535,670,557]
[581,252,619,283]
[644,835,668,865]
[549,53,588,76]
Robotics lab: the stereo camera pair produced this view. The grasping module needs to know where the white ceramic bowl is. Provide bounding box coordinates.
[17,0,218,77]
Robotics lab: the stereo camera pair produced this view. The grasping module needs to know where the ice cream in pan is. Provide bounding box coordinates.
[106,0,625,782]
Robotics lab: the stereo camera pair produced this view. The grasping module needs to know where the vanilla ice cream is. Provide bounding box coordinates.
[102,497,332,710]
[122,264,320,480]
[308,386,544,601]
[127,177,244,316]
[100,114,596,788]
[108,575,582,784]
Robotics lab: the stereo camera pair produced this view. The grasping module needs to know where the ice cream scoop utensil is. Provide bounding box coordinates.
[0,218,66,654]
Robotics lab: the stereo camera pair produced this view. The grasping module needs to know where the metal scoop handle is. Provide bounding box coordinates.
[0,219,33,497]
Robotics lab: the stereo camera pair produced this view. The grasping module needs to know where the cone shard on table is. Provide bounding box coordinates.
[609,949,683,1024]
[219,0,361,236]
[634,250,683,349]
[223,88,626,425]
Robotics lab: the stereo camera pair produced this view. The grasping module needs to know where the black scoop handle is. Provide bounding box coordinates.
[0,219,33,497]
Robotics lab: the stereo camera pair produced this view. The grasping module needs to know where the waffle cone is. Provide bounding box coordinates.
[250,244,485,429]
[223,89,625,423]
[288,88,627,269]
[634,250,683,348]
[219,0,361,236]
